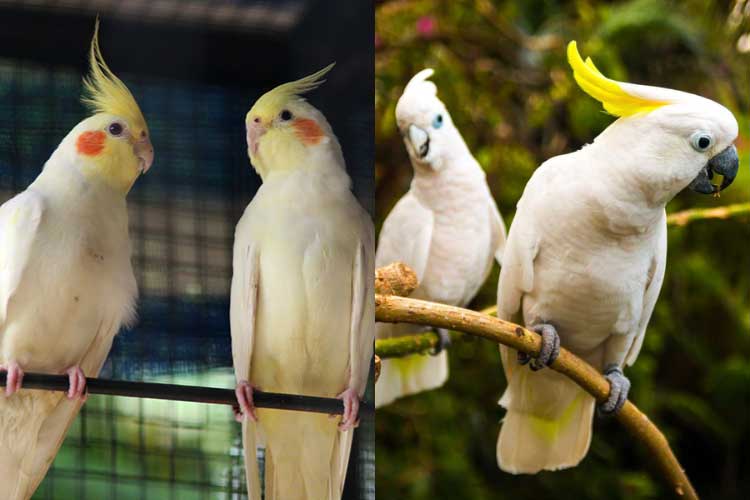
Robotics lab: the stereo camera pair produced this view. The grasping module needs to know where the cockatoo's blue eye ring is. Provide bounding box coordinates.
[432,114,443,129]
[690,132,712,152]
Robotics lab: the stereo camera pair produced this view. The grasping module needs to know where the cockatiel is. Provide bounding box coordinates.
[0,22,153,499]
[375,69,505,408]
[230,64,374,500]
[496,41,738,474]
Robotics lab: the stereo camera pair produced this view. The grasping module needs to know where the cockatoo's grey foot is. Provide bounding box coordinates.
[235,380,259,423]
[430,328,452,355]
[336,387,360,431]
[0,360,24,396]
[517,323,560,371]
[65,366,87,401]
[597,364,631,417]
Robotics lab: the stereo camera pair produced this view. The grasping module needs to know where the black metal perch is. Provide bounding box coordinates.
[0,372,374,417]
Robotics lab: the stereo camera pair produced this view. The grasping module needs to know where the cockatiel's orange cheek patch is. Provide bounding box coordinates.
[76,131,106,156]
[293,118,325,145]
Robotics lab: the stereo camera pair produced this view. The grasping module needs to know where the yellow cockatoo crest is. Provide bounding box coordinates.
[249,63,335,117]
[81,19,148,133]
[567,41,668,117]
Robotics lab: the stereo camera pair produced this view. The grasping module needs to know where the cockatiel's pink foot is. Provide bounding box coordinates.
[235,380,258,422]
[336,387,360,431]
[65,366,88,400]
[0,360,24,396]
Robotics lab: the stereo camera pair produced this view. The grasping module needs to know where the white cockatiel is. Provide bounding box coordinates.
[496,41,738,474]
[0,22,153,499]
[375,69,505,408]
[230,65,375,500]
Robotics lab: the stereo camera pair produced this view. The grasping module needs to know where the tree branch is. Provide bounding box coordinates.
[375,293,698,499]
[666,202,750,226]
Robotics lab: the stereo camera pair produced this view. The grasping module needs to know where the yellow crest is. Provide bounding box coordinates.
[81,19,148,133]
[567,41,667,117]
[249,63,335,117]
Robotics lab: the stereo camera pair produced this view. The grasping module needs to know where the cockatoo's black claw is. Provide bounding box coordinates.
[527,323,560,371]
[430,328,452,355]
[597,364,631,417]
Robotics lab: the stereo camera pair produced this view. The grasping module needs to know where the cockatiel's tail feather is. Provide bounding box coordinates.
[82,19,147,133]
[567,41,669,117]
[249,63,335,118]
[497,346,595,473]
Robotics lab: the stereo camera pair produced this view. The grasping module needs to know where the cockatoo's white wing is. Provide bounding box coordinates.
[625,215,667,366]
[0,191,44,325]
[375,191,433,282]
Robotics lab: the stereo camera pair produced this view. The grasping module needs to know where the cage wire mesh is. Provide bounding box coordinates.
[0,46,374,499]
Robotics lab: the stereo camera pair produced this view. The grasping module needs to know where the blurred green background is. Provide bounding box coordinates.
[375,1,750,499]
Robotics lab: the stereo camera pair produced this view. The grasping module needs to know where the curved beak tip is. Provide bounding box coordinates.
[689,145,739,195]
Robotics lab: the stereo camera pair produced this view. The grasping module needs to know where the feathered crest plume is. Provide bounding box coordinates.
[567,41,669,117]
[251,63,335,115]
[81,19,148,132]
[403,68,437,96]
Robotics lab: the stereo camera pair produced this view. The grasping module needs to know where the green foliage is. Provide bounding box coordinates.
[376,1,750,498]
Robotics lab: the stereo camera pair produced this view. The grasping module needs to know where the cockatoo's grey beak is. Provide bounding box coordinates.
[407,124,430,159]
[689,145,739,194]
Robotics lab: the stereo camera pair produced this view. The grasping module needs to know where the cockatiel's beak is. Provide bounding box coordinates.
[407,124,430,159]
[134,133,154,174]
[247,120,266,156]
[689,145,739,194]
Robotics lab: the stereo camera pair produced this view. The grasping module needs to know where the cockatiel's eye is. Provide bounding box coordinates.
[432,114,443,129]
[690,132,713,152]
[108,122,124,136]
[280,110,293,121]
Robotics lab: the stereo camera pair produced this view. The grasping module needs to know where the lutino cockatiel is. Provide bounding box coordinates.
[496,41,738,474]
[375,69,505,408]
[0,21,153,499]
[231,64,374,500]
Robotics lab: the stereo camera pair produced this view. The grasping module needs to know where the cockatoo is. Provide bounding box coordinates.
[496,41,738,474]
[230,64,375,500]
[375,69,505,408]
[0,22,153,499]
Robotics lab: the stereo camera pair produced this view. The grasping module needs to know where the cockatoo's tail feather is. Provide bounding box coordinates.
[82,19,148,133]
[567,41,668,117]
[249,63,335,118]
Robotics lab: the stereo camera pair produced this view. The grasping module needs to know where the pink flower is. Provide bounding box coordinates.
[416,16,437,38]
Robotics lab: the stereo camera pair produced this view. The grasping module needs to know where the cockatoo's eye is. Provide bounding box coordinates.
[690,132,713,152]
[108,122,124,136]
[432,114,444,129]
[280,110,293,121]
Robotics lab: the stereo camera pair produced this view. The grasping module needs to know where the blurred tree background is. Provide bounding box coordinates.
[375,1,750,499]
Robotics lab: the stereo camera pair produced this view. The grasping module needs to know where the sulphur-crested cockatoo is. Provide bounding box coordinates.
[0,22,153,499]
[496,41,738,474]
[231,64,374,500]
[375,69,505,408]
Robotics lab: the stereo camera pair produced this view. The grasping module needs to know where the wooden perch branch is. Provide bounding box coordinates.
[666,202,750,227]
[375,261,418,296]
[376,293,696,499]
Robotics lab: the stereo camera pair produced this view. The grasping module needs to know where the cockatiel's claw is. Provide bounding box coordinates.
[597,364,631,417]
[336,388,360,431]
[0,360,24,396]
[430,328,452,355]
[65,366,87,400]
[517,323,560,371]
[235,381,258,422]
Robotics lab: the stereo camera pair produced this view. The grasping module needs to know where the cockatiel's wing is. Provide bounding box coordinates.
[625,215,667,366]
[230,239,260,384]
[0,191,44,325]
[489,196,507,266]
[349,219,375,397]
[375,191,433,282]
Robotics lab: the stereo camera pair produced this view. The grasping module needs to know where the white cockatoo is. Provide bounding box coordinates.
[230,65,375,500]
[0,22,153,499]
[375,69,505,408]
[496,41,738,474]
